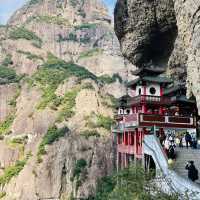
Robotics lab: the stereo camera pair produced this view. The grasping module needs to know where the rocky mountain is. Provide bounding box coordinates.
[114,0,200,111]
[0,0,135,199]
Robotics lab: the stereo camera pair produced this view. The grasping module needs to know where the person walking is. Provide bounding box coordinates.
[185,161,199,182]
[185,132,192,148]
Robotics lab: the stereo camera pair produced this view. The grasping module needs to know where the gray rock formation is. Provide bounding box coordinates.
[0,0,134,199]
[114,0,200,111]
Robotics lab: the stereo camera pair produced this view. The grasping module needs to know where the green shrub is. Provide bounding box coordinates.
[82,82,95,90]
[35,15,69,26]
[33,53,96,109]
[92,165,180,200]
[17,50,44,61]
[0,159,27,186]
[29,0,42,5]
[74,23,97,30]
[96,115,114,130]
[57,87,81,122]
[80,36,91,44]
[9,86,21,107]
[0,65,20,85]
[37,126,68,162]
[0,192,6,199]
[98,73,123,84]
[0,115,14,135]
[2,54,13,66]
[80,130,100,139]
[9,27,42,47]
[71,159,87,183]
[78,48,103,60]
[44,53,96,81]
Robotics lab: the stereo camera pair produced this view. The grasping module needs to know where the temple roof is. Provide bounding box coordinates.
[131,67,165,76]
[127,76,173,87]
[175,95,196,104]
[116,95,131,108]
[163,84,185,96]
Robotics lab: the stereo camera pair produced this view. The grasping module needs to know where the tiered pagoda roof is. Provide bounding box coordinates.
[131,67,165,77]
[127,76,173,87]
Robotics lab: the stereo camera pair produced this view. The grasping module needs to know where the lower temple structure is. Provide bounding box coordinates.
[112,67,198,171]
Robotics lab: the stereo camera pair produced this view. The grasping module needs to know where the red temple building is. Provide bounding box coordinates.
[112,67,198,171]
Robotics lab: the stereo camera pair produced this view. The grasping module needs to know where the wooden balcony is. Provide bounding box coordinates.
[139,113,196,129]
[112,113,196,131]
[128,95,172,106]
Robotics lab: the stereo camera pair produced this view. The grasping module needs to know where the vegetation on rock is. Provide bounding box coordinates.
[0,158,28,186]
[56,86,81,122]
[71,158,88,191]
[0,65,20,85]
[98,73,123,84]
[9,27,42,48]
[80,130,100,139]
[91,165,181,200]
[37,126,68,163]
[78,48,103,60]
[2,54,13,66]
[74,23,97,30]
[0,115,14,135]
[33,53,97,109]
[17,50,44,61]
[95,115,114,130]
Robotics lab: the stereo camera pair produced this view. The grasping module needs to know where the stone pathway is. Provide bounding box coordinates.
[174,147,200,184]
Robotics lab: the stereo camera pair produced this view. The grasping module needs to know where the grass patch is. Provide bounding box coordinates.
[71,159,88,191]
[96,115,114,130]
[33,53,96,109]
[27,15,70,26]
[74,23,97,30]
[82,82,95,90]
[85,113,114,131]
[29,0,43,5]
[90,165,181,200]
[2,54,13,66]
[0,115,14,135]
[17,50,44,61]
[80,130,100,139]
[101,94,118,109]
[78,48,103,60]
[9,86,21,107]
[0,158,28,186]
[57,33,78,43]
[56,86,81,122]
[98,73,123,84]
[37,126,68,163]
[0,192,6,199]
[0,65,20,85]
[9,27,42,48]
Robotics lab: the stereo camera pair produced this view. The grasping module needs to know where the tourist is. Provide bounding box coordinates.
[191,135,197,149]
[185,161,199,182]
[179,135,183,148]
[164,139,170,156]
[168,145,176,159]
[185,132,192,148]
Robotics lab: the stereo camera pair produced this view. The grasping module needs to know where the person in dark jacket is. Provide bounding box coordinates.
[185,132,192,148]
[185,161,199,182]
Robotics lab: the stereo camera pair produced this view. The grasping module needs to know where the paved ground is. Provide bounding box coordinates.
[174,147,200,184]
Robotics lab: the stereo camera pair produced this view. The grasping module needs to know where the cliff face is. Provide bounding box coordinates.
[114,0,200,110]
[0,0,134,199]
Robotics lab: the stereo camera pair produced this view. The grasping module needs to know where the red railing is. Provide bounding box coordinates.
[128,95,172,105]
[139,113,196,128]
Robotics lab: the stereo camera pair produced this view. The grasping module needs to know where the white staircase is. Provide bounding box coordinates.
[174,147,200,184]
[143,135,200,199]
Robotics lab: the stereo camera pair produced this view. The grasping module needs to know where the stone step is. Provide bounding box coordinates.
[173,147,200,182]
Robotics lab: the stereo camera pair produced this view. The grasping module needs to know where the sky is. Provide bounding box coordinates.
[0,0,116,25]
